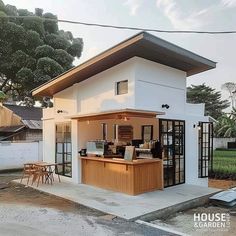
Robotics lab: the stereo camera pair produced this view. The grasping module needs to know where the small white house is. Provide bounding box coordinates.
[32,32,216,193]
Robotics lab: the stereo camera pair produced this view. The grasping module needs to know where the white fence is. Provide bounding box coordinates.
[213,138,236,149]
[0,141,43,171]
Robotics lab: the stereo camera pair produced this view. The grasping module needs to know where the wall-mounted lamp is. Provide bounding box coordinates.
[57,110,64,113]
[193,123,201,130]
[197,124,201,130]
[162,104,170,109]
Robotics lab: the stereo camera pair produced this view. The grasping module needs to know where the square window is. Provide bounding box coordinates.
[116,80,128,95]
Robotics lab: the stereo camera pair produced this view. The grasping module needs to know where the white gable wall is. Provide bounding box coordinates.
[53,85,77,120]
[75,58,136,114]
[134,57,186,115]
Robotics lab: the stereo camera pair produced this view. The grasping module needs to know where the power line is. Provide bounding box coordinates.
[2,15,236,34]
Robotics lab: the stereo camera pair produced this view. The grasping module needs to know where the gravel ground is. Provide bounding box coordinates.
[0,172,172,236]
[152,205,236,236]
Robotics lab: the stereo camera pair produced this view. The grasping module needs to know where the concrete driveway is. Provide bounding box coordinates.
[0,172,174,236]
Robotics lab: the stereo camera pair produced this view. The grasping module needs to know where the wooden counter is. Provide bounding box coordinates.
[80,156,163,195]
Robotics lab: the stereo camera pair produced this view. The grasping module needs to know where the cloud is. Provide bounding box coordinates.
[156,0,212,30]
[123,0,142,16]
[221,0,236,8]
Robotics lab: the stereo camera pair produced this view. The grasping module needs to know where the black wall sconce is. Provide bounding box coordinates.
[57,110,64,113]
[162,104,170,109]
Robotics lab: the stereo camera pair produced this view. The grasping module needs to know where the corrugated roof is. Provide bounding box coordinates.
[4,104,42,120]
[22,120,42,129]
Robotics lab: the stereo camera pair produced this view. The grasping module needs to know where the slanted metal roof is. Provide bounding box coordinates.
[32,31,216,97]
[22,120,42,130]
[4,104,42,120]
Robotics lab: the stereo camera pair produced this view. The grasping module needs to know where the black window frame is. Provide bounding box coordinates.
[198,122,213,178]
[141,125,153,142]
[102,123,107,140]
[116,80,128,95]
[159,119,185,187]
[55,122,72,178]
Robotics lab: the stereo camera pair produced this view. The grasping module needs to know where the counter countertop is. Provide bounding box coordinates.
[80,156,162,165]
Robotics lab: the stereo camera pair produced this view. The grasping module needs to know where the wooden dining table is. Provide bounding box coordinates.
[30,162,61,186]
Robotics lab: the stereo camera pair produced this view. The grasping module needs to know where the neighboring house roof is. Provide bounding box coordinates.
[0,125,25,133]
[4,104,42,121]
[32,31,216,97]
[22,120,42,129]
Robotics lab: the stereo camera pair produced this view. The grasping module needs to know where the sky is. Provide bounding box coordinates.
[4,0,236,102]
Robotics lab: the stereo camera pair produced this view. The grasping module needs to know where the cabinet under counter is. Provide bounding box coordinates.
[80,156,163,195]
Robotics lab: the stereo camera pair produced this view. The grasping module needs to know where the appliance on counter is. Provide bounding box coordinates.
[86,140,108,156]
[131,139,143,148]
[79,148,87,156]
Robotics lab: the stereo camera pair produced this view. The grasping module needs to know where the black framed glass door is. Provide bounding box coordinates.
[56,123,72,177]
[159,119,185,187]
[198,122,213,178]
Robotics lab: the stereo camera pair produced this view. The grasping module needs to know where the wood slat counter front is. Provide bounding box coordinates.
[80,156,163,195]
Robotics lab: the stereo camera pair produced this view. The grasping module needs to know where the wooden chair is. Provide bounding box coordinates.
[20,163,36,185]
[32,165,52,187]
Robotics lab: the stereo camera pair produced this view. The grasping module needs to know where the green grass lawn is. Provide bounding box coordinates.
[212,150,236,178]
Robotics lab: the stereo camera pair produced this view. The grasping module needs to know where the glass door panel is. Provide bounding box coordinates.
[160,119,185,187]
[198,122,213,178]
[56,123,72,177]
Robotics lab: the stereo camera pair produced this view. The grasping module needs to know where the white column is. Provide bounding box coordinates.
[71,119,81,183]
[185,119,198,185]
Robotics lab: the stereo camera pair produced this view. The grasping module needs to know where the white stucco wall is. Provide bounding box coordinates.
[75,58,136,114]
[42,119,55,164]
[134,57,187,115]
[0,141,43,170]
[213,138,236,149]
[184,115,209,186]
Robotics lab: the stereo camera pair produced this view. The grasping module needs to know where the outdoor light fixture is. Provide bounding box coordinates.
[193,123,202,130]
[162,104,170,109]
[57,110,63,113]
[197,124,201,130]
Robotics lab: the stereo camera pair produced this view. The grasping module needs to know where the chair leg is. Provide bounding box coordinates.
[27,175,30,185]
[55,166,61,182]
[20,173,25,183]
[37,175,40,187]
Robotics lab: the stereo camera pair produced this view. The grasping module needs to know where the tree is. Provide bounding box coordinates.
[215,108,236,138]
[0,90,7,102]
[187,84,230,119]
[221,82,236,109]
[0,0,83,103]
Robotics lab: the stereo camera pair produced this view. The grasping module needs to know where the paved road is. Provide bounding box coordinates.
[0,172,176,236]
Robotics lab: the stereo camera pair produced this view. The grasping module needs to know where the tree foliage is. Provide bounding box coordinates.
[0,0,83,102]
[215,108,236,138]
[187,84,230,119]
[221,82,236,109]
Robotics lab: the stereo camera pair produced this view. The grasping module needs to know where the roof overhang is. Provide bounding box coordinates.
[32,32,216,97]
[66,109,164,122]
